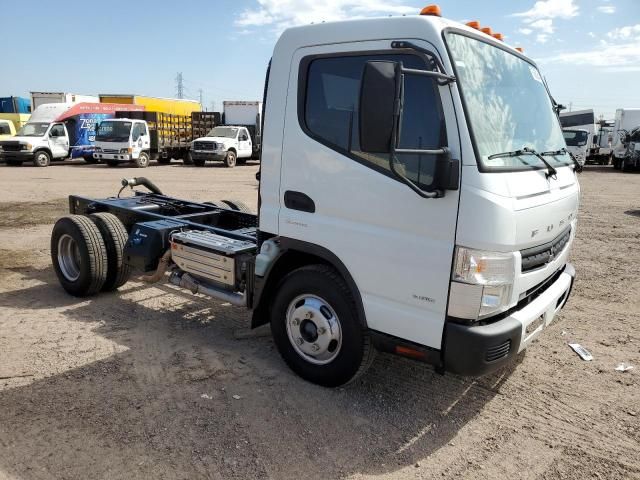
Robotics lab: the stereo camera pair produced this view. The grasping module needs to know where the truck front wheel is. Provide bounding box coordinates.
[224,151,237,168]
[33,151,51,167]
[134,152,150,168]
[270,265,374,387]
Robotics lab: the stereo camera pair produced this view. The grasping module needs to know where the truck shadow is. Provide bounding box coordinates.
[0,266,518,479]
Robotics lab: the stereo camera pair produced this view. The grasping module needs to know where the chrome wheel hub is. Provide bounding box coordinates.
[286,294,342,365]
[57,234,81,281]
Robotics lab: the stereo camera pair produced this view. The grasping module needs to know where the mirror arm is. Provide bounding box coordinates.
[391,41,456,85]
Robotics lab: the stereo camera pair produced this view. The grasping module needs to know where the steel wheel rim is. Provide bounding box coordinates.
[285,294,342,365]
[57,234,81,281]
[37,153,48,165]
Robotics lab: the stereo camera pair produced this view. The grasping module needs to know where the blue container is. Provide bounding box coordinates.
[0,96,31,113]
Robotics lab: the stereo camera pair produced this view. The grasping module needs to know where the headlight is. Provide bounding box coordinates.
[448,247,515,320]
[94,147,102,152]
[21,143,32,151]
[120,148,133,154]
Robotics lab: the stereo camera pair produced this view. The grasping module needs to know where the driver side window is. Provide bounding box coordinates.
[50,124,65,137]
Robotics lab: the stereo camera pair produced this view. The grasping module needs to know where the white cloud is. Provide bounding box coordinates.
[588,31,596,38]
[512,0,578,43]
[530,18,554,34]
[539,23,640,72]
[235,0,416,32]
[607,24,640,40]
[597,5,616,14]
[513,0,578,21]
[536,33,550,44]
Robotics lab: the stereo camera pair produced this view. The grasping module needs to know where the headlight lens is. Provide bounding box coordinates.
[94,147,102,152]
[21,143,32,151]
[449,247,515,320]
[120,148,128,154]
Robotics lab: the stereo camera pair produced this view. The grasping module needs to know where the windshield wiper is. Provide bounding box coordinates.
[488,147,558,179]
[540,148,583,173]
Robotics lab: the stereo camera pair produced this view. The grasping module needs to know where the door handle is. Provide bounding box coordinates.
[284,191,315,213]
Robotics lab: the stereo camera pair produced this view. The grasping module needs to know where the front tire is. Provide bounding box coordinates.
[224,150,237,168]
[33,150,51,167]
[83,155,98,164]
[184,152,194,165]
[51,215,108,297]
[194,158,206,167]
[270,265,374,387]
[134,151,150,168]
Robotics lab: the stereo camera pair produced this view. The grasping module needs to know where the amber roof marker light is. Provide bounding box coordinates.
[516,47,524,53]
[481,27,493,35]
[466,21,481,29]
[420,5,442,16]
[493,33,504,41]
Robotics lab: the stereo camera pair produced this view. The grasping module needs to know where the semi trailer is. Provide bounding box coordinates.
[98,95,202,117]
[31,92,99,110]
[50,6,579,387]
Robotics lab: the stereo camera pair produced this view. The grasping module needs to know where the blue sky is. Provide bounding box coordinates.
[2,0,638,119]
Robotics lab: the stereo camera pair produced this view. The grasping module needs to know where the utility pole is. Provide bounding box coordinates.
[176,72,184,99]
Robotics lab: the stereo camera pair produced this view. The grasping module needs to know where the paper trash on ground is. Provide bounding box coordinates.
[569,343,593,361]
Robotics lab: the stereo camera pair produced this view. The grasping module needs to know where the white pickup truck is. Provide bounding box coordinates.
[50,6,580,387]
[190,125,254,167]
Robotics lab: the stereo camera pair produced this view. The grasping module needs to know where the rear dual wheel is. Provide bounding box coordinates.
[51,213,130,296]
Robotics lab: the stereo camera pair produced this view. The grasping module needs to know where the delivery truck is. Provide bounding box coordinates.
[93,111,220,167]
[31,92,98,110]
[48,6,579,387]
[0,103,144,166]
[99,95,201,117]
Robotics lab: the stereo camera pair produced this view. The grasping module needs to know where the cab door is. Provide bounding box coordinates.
[238,128,252,158]
[277,40,462,349]
[48,123,69,158]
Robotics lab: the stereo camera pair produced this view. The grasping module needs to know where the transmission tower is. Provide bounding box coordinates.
[199,88,204,108]
[176,72,184,99]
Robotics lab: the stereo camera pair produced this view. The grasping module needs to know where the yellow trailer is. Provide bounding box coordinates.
[98,95,201,116]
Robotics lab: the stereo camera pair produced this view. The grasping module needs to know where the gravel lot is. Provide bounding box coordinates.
[0,161,638,480]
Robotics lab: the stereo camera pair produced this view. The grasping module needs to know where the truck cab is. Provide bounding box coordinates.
[50,7,579,387]
[0,119,16,140]
[190,125,253,167]
[0,120,70,167]
[94,119,152,168]
[562,129,589,166]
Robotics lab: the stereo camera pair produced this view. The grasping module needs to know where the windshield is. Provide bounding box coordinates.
[206,126,238,138]
[96,121,132,142]
[16,122,49,137]
[563,130,588,146]
[446,32,570,170]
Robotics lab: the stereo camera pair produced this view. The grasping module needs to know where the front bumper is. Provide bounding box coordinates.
[94,153,131,162]
[0,150,35,162]
[443,263,575,376]
[191,151,226,161]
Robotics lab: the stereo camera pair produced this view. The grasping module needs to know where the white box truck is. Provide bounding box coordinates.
[30,92,99,110]
[48,7,579,387]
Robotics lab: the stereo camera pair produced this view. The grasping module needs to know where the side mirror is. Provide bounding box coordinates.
[358,61,400,154]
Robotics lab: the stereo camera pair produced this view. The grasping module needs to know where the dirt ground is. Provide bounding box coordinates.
[0,160,638,480]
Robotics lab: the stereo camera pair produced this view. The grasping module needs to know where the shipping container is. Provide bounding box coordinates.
[99,95,201,116]
[0,97,31,114]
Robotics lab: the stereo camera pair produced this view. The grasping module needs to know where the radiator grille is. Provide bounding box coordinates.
[193,141,216,151]
[521,228,571,272]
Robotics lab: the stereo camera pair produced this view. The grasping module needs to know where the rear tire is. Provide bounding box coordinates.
[90,213,131,291]
[270,265,374,387]
[220,199,252,213]
[224,150,237,168]
[134,151,150,168]
[51,215,108,297]
[157,156,171,165]
[33,150,51,167]
[622,157,632,172]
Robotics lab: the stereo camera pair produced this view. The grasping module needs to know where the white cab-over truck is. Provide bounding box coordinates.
[49,8,579,387]
[562,129,589,167]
